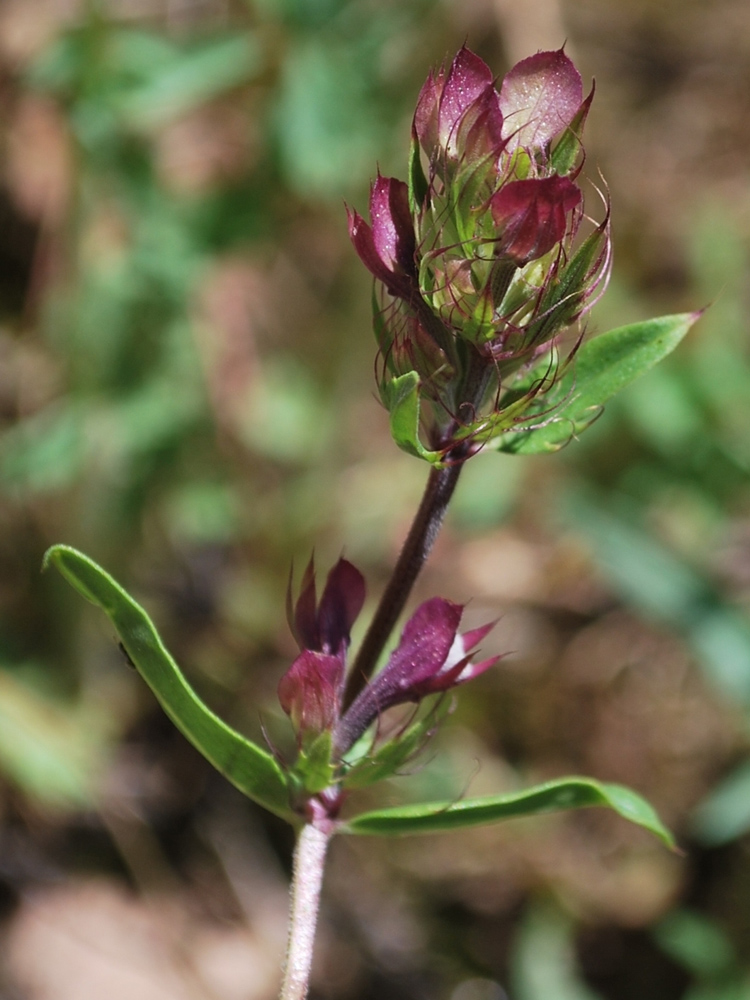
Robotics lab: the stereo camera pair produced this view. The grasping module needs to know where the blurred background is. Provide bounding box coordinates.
[0,0,749,997]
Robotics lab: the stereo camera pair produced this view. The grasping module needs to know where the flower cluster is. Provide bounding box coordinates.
[348,47,610,462]
[278,558,498,815]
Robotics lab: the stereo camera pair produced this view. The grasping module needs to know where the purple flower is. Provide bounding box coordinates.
[413,46,504,161]
[498,48,586,152]
[278,561,497,757]
[334,597,498,755]
[287,556,365,660]
[279,557,364,747]
[347,175,417,302]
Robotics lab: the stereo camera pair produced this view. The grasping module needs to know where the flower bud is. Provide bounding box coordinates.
[278,650,344,747]
[349,47,610,463]
[279,557,364,748]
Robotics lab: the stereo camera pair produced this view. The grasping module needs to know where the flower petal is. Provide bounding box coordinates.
[335,598,462,753]
[499,49,583,152]
[278,650,343,742]
[289,556,317,650]
[347,206,398,287]
[438,47,496,151]
[318,558,366,657]
[347,180,416,301]
[381,597,464,691]
[456,86,505,163]
[413,65,445,154]
[369,175,416,277]
[491,175,582,264]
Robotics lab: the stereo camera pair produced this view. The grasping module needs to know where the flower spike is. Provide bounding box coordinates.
[349,46,608,463]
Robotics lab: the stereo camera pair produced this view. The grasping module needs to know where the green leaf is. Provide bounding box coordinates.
[341,775,675,846]
[383,372,444,465]
[526,223,609,345]
[550,89,593,176]
[691,760,750,846]
[407,134,428,215]
[43,545,296,824]
[654,910,737,980]
[500,313,700,455]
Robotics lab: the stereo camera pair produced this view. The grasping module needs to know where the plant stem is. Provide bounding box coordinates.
[343,461,462,708]
[279,823,331,1000]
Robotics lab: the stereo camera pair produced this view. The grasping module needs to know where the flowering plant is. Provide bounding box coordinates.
[45,45,697,1000]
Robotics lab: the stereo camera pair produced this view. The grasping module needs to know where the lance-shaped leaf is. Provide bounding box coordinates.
[382,371,444,465]
[341,775,675,847]
[500,313,701,455]
[43,545,296,824]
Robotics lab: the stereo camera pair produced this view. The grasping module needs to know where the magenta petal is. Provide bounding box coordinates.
[458,88,505,162]
[456,654,501,685]
[290,556,318,651]
[491,175,581,264]
[317,558,366,658]
[459,620,497,652]
[413,66,444,153]
[347,202,415,300]
[369,176,416,276]
[438,47,495,150]
[278,650,343,740]
[382,597,464,691]
[499,49,583,151]
[347,207,396,285]
[334,598,463,752]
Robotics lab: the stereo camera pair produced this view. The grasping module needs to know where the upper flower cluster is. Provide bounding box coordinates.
[278,558,498,817]
[348,47,610,462]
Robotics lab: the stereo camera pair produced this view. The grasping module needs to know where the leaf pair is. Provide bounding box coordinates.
[43,546,674,847]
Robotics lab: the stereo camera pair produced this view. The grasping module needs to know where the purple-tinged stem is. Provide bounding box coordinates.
[279,823,331,1000]
[343,461,462,708]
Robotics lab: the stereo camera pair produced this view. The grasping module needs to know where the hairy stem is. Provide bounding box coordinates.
[343,461,462,708]
[279,823,331,1000]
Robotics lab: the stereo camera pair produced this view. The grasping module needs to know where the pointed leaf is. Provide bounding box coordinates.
[550,86,594,176]
[501,313,700,454]
[43,545,296,823]
[341,775,675,846]
[383,371,444,465]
